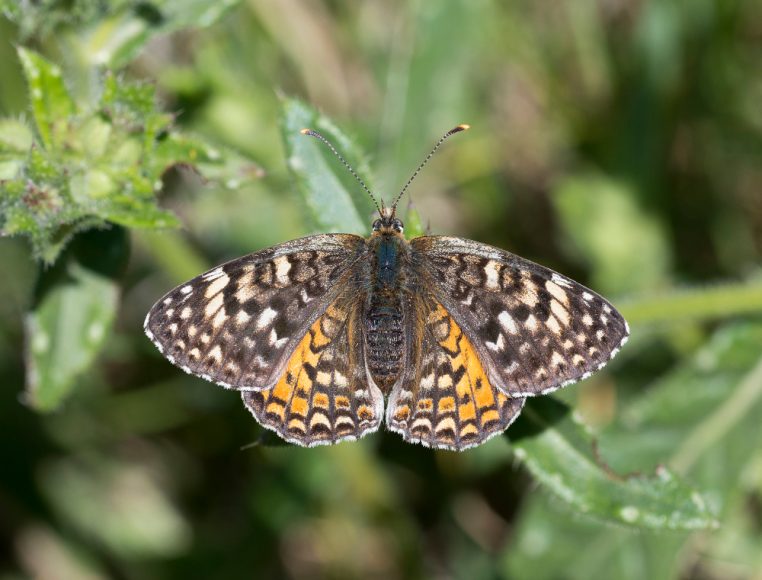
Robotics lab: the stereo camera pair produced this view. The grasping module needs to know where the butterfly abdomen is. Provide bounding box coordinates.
[364,234,409,392]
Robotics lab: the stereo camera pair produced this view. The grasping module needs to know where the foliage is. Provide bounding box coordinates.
[1,1,762,579]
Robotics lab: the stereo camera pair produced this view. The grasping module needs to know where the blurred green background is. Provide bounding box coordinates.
[1,1,762,578]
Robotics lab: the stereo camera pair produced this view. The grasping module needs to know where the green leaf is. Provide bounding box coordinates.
[506,397,718,530]
[503,496,687,580]
[152,133,264,190]
[25,228,128,411]
[0,118,34,180]
[605,322,762,478]
[1,49,261,264]
[280,98,377,233]
[16,47,75,150]
[78,0,244,68]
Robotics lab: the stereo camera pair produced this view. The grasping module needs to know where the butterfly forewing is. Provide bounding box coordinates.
[144,234,366,390]
[411,236,629,397]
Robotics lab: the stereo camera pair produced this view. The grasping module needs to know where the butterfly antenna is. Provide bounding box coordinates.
[300,128,382,216]
[390,124,470,214]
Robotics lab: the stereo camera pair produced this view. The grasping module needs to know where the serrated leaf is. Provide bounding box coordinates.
[2,49,260,263]
[17,47,75,150]
[506,397,717,530]
[25,228,128,411]
[281,98,377,233]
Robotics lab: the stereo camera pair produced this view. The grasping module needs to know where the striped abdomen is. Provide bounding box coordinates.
[364,234,408,392]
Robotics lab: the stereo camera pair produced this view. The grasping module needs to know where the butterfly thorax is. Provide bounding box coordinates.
[364,231,410,394]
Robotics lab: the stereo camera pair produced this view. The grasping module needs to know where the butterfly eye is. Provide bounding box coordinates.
[392,219,404,233]
[372,219,382,231]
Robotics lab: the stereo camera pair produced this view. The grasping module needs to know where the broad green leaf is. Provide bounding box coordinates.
[503,322,762,579]
[505,397,717,530]
[17,47,75,150]
[281,98,377,234]
[603,323,762,477]
[503,494,687,580]
[551,174,671,295]
[25,228,127,411]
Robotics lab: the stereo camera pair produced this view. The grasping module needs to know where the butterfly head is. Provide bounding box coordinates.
[372,206,404,235]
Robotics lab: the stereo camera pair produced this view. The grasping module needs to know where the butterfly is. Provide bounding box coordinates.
[144,125,629,451]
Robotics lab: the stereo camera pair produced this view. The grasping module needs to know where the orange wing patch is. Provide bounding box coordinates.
[387,301,524,450]
[243,302,382,447]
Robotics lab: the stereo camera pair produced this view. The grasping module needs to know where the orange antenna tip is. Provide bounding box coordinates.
[300,128,312,135]
[457,123,470,130]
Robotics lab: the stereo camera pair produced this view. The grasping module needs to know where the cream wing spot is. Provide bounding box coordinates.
[236,310,251,325]
[550,299,571,326]
[525,314,539,332]
[202,267,225,281]
[498,311,519,334]
[309,413,331,431]
[551,351,566,368]
[483,260,501,290]
[273,256,292,284]
[546,316,562,335]
[212,309,227,329]
[205,273,230,298]
[486,333,505,352]
[235,274,256,303]
[545,280,569,305]
[204,293,224,318]
[316,371,331,386]
[256,307,278,329]
[207,345,222,363]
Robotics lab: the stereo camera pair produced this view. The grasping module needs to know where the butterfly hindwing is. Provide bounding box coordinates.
[144,234,366,390]
[242,294,383,446]
[386,293,525,450]
[411,236,629,397]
